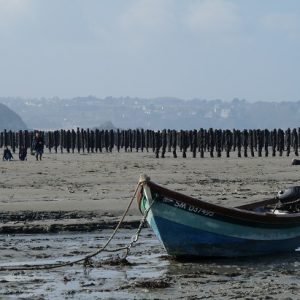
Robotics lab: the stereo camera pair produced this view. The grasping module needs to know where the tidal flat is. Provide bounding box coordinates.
[0,151,300,299]
[0,229,299,299]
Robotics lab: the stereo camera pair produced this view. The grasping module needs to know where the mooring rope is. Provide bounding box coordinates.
[0,179,149,272]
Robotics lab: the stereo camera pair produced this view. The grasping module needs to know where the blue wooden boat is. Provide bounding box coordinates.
[137,175,300,258]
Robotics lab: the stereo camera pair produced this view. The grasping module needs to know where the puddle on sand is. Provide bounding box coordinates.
[0,229,300,299]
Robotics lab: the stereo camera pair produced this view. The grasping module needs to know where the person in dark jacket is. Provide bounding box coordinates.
[292,159,300,165]
[3,146,13,161]
[19,147,27,161]
[33,132,44,161]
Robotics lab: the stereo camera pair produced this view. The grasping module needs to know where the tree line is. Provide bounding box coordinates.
[0,128,299,158]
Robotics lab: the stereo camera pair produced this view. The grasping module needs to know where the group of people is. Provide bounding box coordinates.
[2,146,27,161]
[2,132,44,162]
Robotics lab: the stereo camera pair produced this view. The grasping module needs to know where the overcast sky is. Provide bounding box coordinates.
[0,0,299,101]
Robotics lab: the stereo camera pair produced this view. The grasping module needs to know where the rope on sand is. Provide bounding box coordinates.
[0,177,151,271]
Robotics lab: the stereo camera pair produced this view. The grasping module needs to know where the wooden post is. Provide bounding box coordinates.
[278,129,284,156]
[171,129,177,158]
[215,129,222,158]
[59,129,64,153]
[11,131,16,153]
[54,130,59,153]
[226,129,232,157]
[292,128,298,156]
[66,130,71,153]
[236,130,242,158]
[145,130,149,152]
[47,131,53,153]
[24,130,30,150]
[71,129,76,153]
[123,130,128,152]
[81,129,85,153]
[129,129,133,152]
[135,129,140,152]
[198,128,204,158]
[99,130,104,153]
[285,128,291,157]
[182,130,188,158]
[242,130,248,157]
[167,129,171,153]
[191,129,197,158]
[18,130,24,149]
[86,129,90,153]
[249,130,255,157]
[141,129,145,152]
[109,129,114,152]
[271,129,277,157]
[155,131,161,158]
[95,129,100,153]
[4,129,8,147]
[30,131,35,153]
[161,129,167,158]
[76,128,81,153]
[264,129,269,157]
[257,130,263,157]
[208,128,214,158]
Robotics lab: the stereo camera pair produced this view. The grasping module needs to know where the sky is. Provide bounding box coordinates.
[0,0,299,102]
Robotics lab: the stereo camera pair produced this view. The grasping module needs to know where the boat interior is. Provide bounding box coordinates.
[236,186,300,214]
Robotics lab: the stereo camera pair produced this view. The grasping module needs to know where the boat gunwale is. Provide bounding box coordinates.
[138,181,300,225]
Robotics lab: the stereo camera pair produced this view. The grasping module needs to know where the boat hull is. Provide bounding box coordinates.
[139,183,300,258]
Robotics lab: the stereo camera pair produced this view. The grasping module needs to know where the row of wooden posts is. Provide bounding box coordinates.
[0,128,299,158]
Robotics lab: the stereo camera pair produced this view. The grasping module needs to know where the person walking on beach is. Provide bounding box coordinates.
[33,132,44,161]
[2,146,13,161]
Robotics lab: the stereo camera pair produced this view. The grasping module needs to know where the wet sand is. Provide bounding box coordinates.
[0,229,299,299]
[1,151,300,299]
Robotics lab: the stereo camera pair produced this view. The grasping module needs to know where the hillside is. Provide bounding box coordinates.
[0,102,27,130]
[1,97,300,130]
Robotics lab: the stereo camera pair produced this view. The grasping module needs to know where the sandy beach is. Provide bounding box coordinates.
[0,150,300,232]
[1,151,300,299]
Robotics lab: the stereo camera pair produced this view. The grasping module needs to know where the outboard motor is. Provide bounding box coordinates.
[277,186,300,212]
